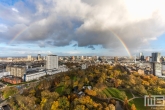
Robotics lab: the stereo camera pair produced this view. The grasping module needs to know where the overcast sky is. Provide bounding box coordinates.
[0,0,165,57]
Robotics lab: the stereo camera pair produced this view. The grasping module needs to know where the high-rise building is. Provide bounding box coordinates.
[139,52,143,59]
[152,52,161,62]
[152,62,162,77]
[46,55,58,70]
[162,63,165,75]
[141,55,145,61]
[37,54,41,60]
[27,55,32,61]
[81,56,84,60]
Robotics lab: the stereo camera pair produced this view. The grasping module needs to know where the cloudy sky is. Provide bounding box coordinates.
[0,0,165,57]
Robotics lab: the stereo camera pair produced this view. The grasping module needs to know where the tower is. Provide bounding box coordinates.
[152,52,161,63]
[46,55,58,70]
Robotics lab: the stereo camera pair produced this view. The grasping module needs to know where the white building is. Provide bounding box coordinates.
[25,71,46,82]
[46,55,58,70]
[25,67,68,82]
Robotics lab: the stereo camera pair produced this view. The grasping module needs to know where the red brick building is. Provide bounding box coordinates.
[2,75,22,84]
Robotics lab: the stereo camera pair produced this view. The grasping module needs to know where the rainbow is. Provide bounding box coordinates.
[9,25,132,57]
[110,30,132,57]
[8,27,29,44]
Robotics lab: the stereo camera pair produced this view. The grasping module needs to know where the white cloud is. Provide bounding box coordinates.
[12,8,19,12]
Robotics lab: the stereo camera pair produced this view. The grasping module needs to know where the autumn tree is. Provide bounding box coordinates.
[74,105,85,110]
[131,104,136,110]
[51,101,59,110]
[134,85,147,95]
[85,89,97,96]
[114,79,122,88]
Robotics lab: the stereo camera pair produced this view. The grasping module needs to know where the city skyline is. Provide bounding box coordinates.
[0,0,165,56]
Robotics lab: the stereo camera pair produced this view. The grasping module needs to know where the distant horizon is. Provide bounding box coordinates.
[0,54,163,58]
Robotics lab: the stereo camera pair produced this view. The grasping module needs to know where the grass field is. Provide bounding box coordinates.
[120,90,133,99]
[102,89,111,97]
[129,98,150,110]
[105,88,126,100]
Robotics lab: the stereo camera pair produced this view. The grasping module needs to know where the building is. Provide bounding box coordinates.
[152,62,162,77]
[141,55,145,61]
[37,54,41,60]
[162,63,165,75]
[46,55,58,70]
[27,55,32,61]
[6,65,26,78]
[7,57,13,62]
[24,70,46,82]
[152,52,161,63]
[139,52,143,59]
[72,56,75,61]
[114,57,118,62]
[2,75,22,84]
[0,71,10,78]
[81,56,84,60]
[146,56,150,62]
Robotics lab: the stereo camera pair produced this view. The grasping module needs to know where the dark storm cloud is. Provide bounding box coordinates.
[0,0,165,51]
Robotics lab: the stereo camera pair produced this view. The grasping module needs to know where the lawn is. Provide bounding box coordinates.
[129,98,149,110]
[120,90,133,99]
[102,89,111,97]
[105,88,125,100]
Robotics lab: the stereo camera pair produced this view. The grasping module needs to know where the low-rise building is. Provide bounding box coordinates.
[25,70,46,82]
[2,75,22,84]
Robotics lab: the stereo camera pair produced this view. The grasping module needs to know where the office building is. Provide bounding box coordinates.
[46,55,58,70]
[152,52,161,62]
